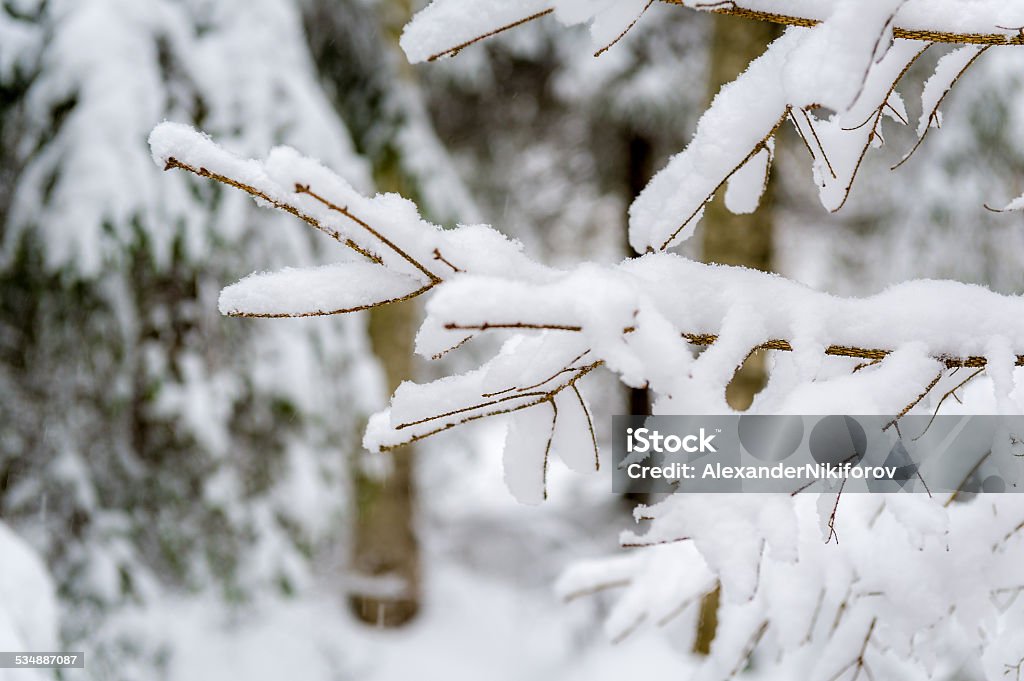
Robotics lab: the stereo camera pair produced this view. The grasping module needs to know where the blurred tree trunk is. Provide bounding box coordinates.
[301,0,423,627]
[626,132,654,419]
[694,13,779,656]
[351,299,421,626]
[701,15,779,412]
[622,131,653,508]
[350,0,422,628]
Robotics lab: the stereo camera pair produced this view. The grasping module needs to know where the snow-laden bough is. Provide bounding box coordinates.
[150,2,1024,677]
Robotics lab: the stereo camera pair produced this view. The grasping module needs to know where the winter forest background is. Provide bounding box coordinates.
[2,0,1024,679]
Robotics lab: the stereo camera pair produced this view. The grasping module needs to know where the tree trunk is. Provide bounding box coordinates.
[694,13,779,656]
[701,14,779,411]
[350,300,421,626]
[303,0,423,628]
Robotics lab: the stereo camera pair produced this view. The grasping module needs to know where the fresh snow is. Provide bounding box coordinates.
[0,524,58,681]
[401,0,655,64]
[917,46,987,137]
[219,263,425,317]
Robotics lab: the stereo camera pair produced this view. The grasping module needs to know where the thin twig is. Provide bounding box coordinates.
[296,184,442,284]
[827,44,930,212]
[824,617,877,681]
[224,283,435,318]
[163,158,382,264]
[571,383,600,471]
[380,362,601,451]
[659,111,791,251]
[727,621,769,678]
[826,480,846,544]
[944,448,992,507]
[594,0,655,57]
[913,368,985,440]
[800,107,838,179]
[481,349,592,397]
[891,46,991,171]
[426,9,555,62]
[884,370,944,431]
[433,248,463,273]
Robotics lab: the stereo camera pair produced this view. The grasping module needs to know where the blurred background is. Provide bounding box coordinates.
[0,1,1022,679]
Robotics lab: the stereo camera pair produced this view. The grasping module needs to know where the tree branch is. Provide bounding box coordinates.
[164,157,383,265]
[425,9,555,62]
[443,322,1024,369]
[379,361,602,452]
[665,1,1024,46]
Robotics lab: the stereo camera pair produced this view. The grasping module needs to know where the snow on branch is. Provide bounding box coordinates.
[218,263,427,318]
[401,0,1024,65]
[989,191,1024,213]
[422,256,1024,373]
[400,0,656,63]
[400,0,1022,254]
[153,121,1024,510]
[149,122,554,318]
[631,20,925,251]
[558,492,1024,679]
[668,1,1024,46]
[892,44,990,170]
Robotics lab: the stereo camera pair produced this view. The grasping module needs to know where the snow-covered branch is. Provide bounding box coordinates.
[150,123,553,319]
[144,4,1024,676]
[402,0,1023,254]
[153,123,1024,504]
[401,1,1024,65]
[666,1,1024,47]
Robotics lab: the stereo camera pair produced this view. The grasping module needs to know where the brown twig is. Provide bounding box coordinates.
[793,44,930,213]
[379,362,602,451]
[622,534,692,548]
[163,158,383,264]
[224,284,435,318]
[912,367,985,440]
[594,0,656,57]
[826,480,846,544]
[892,46,991,171]
[800,107,838,180]
[727,620,769,678]
[540,399,557,500]
[429,334,474,361]
[571,383,600,471]
[425,9,555,61]
[433,248,463,273]
[658,111,791,251]
[664,1,1024,46]
[295,184,442,284]
[481,349,592,397]
[884,370,944,431]
[944,448,992,506]
[444,322,1024,369]
[824,617,877,681]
